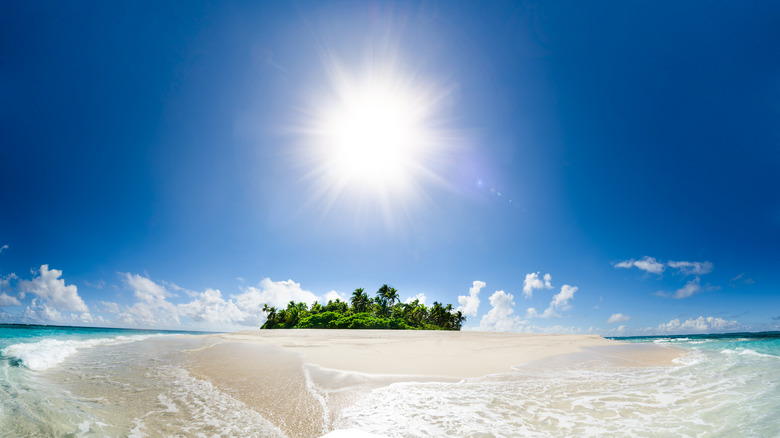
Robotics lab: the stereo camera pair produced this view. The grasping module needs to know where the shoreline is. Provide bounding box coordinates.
[203,329,683,378]
[184,330,683,437]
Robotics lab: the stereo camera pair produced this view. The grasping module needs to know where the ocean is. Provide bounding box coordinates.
[0,325,285,437]
[1,325,778,437]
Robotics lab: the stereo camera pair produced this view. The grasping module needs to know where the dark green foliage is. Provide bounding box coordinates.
[260,285,465,331]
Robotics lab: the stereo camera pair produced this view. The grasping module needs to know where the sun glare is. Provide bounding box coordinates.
[300,55,454,227]
[323,82,424,187]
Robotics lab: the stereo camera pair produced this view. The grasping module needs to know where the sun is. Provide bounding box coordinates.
[299,57,453,227]
[321,79,425,189]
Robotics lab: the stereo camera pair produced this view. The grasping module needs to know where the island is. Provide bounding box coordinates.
[261,285,465,330]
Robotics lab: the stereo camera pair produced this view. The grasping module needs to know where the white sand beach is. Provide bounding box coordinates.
[203,329,680,378]
[185,330,682,437]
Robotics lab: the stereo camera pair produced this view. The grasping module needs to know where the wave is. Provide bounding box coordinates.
[336,355,779,437]
[1,334,166,371]
[652,337,713,345]
[719,348,778,359]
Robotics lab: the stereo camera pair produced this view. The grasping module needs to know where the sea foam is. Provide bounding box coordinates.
[336,349,779,437]
[321,429,388,438]
[1,334,164,371]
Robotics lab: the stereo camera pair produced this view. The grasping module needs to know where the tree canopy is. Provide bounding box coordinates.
[260,285,465,330]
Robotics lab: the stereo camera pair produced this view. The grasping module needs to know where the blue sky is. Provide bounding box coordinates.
[2,1,779,334]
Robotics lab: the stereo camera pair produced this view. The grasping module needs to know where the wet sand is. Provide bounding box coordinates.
[185,330,682,437]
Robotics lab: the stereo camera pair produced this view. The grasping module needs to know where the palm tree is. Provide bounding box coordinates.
[376,285,391,316]
[377,285,390,304]
[453,310,466,331]
[412,303,428,326]
[430,301,447,327]
[261,304,278,329]
[401,300,417,320]
[351,288,369,313]
[258,285,463,330]
[385,287,399,307]
[277,309,288,327]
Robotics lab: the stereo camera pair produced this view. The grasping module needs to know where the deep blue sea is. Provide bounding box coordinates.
[1,325,778,437]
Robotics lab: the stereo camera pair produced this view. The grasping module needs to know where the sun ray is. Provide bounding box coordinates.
[297,54,455,229]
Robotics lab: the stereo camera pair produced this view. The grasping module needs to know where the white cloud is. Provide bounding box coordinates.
[120,273,179,327]
[235,278,320,312]
[477,290,526,332]
[0,244,8,254]
[103,275,343,330]
[162,281,193,298]
[607,313,631,324]
[522,272,552,298]
[0,273,18,292]
[527,284,578,319]
[124,273,169,303]
[525,307,545,318]
[178,288,248,325]
[323,290,348,303]
[656,316,740,333]
[673,277,702,299]
[617,257,714,277]
[23,298,63,321]
[72,311,95,324]
[21,298,93,324]
[20,265,89,313]
[0,292,21,306]
[405,293,427,305]
[550,284,577,310]
[116,275,294,329]
[98,301,121,314]
[614,256,665,274]
[667,260,713,276]
[729,273,755,286]
[457,280,485,317]
[84,279,106,289]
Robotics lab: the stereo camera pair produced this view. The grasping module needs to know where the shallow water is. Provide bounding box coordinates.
[334,332,780,437]
[1,325,778,437]
[0,325,283,437]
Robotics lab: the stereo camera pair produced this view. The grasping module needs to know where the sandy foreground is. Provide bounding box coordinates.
[184,330,681,437]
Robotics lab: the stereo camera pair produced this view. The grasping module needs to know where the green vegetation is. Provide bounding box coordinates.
[260,285,465,330]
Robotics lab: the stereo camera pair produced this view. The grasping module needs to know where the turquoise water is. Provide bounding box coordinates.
[0,324,280,437]
[0,324,185,370]
[2,325,779,437]
[335,332,780,437]
[610,331,780,356]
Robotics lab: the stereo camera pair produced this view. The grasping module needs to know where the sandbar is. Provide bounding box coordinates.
[206,329,680,378]
[183,330,681,437]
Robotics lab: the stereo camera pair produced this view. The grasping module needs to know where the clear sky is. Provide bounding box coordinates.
[2,1,779,334]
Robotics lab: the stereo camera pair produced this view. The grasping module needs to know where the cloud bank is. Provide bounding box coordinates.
[656,316,740,333]
[2,265,359,331]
